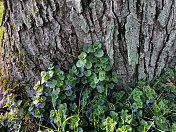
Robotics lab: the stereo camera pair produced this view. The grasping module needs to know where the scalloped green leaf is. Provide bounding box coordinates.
[59,93,66,100]
[116,91,125,101]
[39,103,45,109]
[53,88,60,95]
[58,71,65,80]
[72,65,78,73]
[97,86,104,93]
[112,71,118,83]
[81,77,88,84]
[76,60,82,67]
[51,92,58,102]
[70,103,77,112]
[137,101,143,108]
[78,52,87,60]
[99,71,105,81]
[41,71,47,78]
[110,111,118,120]
[94,77,99,84]
[94,42,102,49]
[86,61,92,69]
[57,80,64,87]
[89,72,96,81]
[109,83,114,89]
[85,70,91,77]
[48,79,57,88]
[94,49,104,58]
[93,42,102,50]
[47,70,54,79]
[96,58,102,67]
[83,44,92,53]
[109,103,115,110]
[88,45,95,53]
[104,64,111,71]
[65,90,73,97]
[91,81,96,88]
[101,56,109,63]
[132,103,138,109]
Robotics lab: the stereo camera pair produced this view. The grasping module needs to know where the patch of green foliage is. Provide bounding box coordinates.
[0,2,3,39]
[0,42,175,132]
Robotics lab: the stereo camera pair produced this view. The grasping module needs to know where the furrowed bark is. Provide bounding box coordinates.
[0,0,175,103]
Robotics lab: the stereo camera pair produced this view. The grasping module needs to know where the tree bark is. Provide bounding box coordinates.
[0,0,175,99]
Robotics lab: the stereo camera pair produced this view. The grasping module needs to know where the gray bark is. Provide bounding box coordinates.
[0,0,175,100]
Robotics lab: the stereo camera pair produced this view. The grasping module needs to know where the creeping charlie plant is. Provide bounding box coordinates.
[0,42,175,132]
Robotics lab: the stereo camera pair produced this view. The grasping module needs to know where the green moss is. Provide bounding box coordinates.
[15,79,19,84]
[0,76,10,90]
[0,2,3,39]
[15,49,27,71]
[17,68,21,72]
[0,76,20,90]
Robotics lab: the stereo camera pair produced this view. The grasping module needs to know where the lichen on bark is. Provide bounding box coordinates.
[125,13,139,69]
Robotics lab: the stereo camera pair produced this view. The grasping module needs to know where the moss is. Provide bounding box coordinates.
[17,68,21,72]
[0,2,3,39]
[15,79,20,84]
[0,75,20,91]
[0,76,10,90]
[15,48,27,72]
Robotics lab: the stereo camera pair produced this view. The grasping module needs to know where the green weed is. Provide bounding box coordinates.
[0,42,175,132]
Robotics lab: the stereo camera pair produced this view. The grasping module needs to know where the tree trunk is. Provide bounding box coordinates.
[0,0,175,99]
